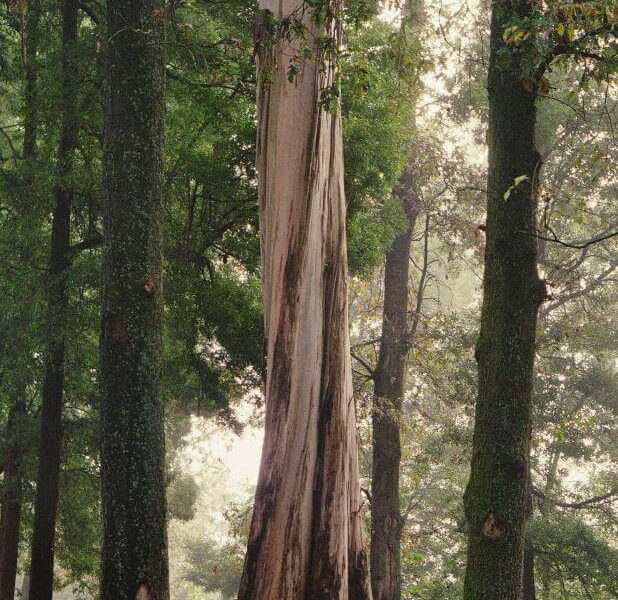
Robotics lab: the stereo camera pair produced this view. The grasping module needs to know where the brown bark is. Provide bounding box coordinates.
[28,1,79,598]
[370,168,419,600]
[0,401,26,600]
[237,2,372,599]
[462,0,542,595]
[100,1,168,598]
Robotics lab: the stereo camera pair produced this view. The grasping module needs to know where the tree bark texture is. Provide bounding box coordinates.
[462,0,543,597]
[370,168,419,600]
[237,2,372,599]
[28,2,78,598]
[0,401,26,600]
[100,1,168,599]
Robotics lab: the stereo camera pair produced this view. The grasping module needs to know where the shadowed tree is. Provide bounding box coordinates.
[462,0,543,595]
[99,0,168,599]
[0,2,40,597]
[370,166,420,600]
[28,1,79,597]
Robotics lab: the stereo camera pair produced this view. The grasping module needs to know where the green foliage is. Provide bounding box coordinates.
[530,513,618,599]
[343,20,418,273]
[168,474,200,522]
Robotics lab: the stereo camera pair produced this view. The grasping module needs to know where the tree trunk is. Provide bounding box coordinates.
[22,0,40,160]
[462,0,543,597]
[370,169,419,600]
[523,537,537,600]
[27,2,78,599]
[237,2,372,599]
[0,401,26,600]
[0,3,40,598]
[100,1,168,599]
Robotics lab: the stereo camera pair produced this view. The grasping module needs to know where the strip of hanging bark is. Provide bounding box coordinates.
[237,2,372,599]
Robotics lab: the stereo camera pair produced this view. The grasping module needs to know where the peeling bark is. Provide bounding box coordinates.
[100,1,168,599]
[237,3,372,599]
[462,0,542,597]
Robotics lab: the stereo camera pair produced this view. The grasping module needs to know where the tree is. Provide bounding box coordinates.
[0,3,40,599]
[28,1,79,597]
[237,1,372,598]
[461,0,543,595]
[462,0,616,594]
[370,166,421,600]
[99,1,168,599]
[368,4,424,598]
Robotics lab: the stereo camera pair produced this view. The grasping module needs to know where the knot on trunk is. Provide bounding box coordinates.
[135,582,153,600]
[482,512,505,540]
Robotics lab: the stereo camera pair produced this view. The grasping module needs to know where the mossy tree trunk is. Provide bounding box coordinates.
[370,169,419,600]
[0,3,40,598]
[28,1,78,597]
[100,1,168,599]
[462,0,543,597]
[237,2,372,599]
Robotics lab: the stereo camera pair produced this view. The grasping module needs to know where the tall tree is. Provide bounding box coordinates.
[462,0,542,596]
[28,1,79,597]
[237,1,372,598]
[99,1,168,598]
[370,167,420,600]
[0,3,40,598]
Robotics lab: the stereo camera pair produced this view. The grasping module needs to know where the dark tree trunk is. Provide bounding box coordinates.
[0,3,40,598]
[370,169,419,600]
[523,538,537,600]
[22,0,40,160]
[28,2,79,598]
[462,0,543,597]
[100,2,168,599]
[0,401,26,600]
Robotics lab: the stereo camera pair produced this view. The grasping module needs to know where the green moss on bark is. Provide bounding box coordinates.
[463,0,543,598]
[100,2,168,599]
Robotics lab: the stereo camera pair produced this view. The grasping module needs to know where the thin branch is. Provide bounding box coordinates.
[522,227,618,250]
[350,350,375,378]
[531,486,618,509]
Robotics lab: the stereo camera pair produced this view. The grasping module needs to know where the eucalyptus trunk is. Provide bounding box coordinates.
[28,1,78,597]
[0,3,40,598]
[462,0,543,597]
[370,170,419,600]
[100,1,168,599]
[237,2,372,598]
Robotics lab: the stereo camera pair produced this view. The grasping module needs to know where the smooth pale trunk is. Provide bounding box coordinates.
[237,2,372,599]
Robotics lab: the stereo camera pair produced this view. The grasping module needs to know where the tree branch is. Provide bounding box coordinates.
[531,486,618,509]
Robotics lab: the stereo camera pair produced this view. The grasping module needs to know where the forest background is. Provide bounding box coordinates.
[0,0,616,598]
